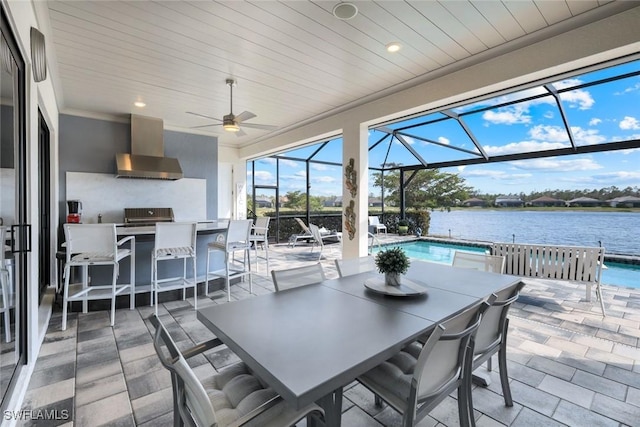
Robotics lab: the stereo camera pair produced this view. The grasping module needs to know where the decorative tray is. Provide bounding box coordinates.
[364,276,427,297]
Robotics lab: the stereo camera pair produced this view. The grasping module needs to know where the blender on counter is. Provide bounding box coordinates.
[66,200,82,223]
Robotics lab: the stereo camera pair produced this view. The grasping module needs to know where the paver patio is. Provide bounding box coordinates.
[18,236,640,426]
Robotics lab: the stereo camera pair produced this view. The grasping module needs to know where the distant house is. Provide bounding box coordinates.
[608,195,640,208]
[324,196,342,207]
[462,198,486,207]
[368,197,382,207]
[255,198,273,208]
[567,197,601,207]
[530,196,565,207]
[495,196,524,207]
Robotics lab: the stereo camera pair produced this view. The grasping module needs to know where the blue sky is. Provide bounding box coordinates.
[250,59,640,198]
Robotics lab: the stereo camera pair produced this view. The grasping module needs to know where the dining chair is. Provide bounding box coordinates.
[148,314,325,427]
[151,222,198,315]
[368,216,387,235]
[335,256,377,277]
[357,296,494,427]
[471,281,525,407]
[0,267,12,343]
[271,263,326,292]
[206,219,253,301]
[452,251,505,274]
[61,223,135,330]
[249,216,270,273]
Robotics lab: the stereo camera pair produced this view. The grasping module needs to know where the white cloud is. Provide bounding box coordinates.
[620,116,640,130]
[315,175,336,183]
[311,163,328,171]
[543,111,554,119]
[460,169,532,180]
[253,171,274,183]
[483,140,566,155]
[529,125,569,142]
[457,165,466,172]
[258,158,276,165]
[482,107,531,125]
[396,135,416,145]
[552,78,583,89]
[511,157,602,172]
[589,118,602,126]
[438,136,450,145]
[278,159,300,168]
[570,127,607,145]
[615,81,640,95]
[559,89,594,110]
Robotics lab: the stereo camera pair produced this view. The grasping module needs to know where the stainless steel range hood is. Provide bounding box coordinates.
[116,114,183,180]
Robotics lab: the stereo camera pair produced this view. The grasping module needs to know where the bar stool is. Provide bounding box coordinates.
[249,216,270,273]
[205,219,253,302]
[151,222,198,315]
[61,224,135,330]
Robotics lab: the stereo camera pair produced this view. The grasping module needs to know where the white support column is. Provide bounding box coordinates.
[342,122,369,259]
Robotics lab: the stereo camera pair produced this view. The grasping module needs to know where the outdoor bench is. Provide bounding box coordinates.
[490,242,606,316]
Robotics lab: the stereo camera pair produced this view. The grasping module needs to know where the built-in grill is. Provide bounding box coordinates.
[124,208,175,226]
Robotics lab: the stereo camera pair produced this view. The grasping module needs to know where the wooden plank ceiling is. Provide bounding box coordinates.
[43,0,617,147]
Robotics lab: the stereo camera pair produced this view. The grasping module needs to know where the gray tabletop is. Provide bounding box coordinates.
[197,260,522,416]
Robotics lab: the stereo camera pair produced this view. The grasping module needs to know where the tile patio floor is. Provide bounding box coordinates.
[18,236,640,426]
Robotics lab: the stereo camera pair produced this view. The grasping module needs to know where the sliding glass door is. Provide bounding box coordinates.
[1,7,28,409]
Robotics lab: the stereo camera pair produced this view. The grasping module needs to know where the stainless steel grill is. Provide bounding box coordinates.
[124,208,174,226]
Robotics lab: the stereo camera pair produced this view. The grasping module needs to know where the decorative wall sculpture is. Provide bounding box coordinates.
[344,158,357,198]
[344,200,356,240]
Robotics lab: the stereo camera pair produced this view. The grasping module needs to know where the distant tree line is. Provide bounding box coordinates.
[470,185,640,203]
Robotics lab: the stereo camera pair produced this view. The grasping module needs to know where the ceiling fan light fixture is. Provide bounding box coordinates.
[332,2,358,20]
[223,116,240,132]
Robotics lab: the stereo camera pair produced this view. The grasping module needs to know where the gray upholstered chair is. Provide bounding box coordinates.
[452,251,505,274]
[149,314,324,427]
[357,296,494,427]
[335,256,377,278]
[271,263,326,292]
[471,281,524,407]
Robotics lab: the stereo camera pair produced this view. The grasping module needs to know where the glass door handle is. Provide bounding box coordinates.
[10,224,31,253]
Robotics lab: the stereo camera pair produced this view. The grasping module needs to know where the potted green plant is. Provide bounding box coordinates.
[397,219,409,236]
[375,247,411,286]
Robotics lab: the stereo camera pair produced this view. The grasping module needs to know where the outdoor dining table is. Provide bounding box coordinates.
[197,260,523,427]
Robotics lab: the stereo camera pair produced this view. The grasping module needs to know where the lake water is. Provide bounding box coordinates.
[427,210,640,256]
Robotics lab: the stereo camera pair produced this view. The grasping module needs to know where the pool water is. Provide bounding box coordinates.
[372,241,640,290]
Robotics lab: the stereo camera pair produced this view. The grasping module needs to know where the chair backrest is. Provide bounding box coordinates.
[271,263,326,292]
[413,297,492,400]
[368,216,380,226]
[149,314,218,427]
[452,251,505,274]
[226,220,253,246]
[0,268,11,311]
[294,217,312,235]
[308,223,324,248]
[335,256,377,277]
[252,217,271,237]
[474,282,524,355]
[155,222,197,251]
[64,224,117,259]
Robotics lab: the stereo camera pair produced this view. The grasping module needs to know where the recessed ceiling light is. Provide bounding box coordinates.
[134,101,146,108]
[332,2,358,20]
[386,42,401,53]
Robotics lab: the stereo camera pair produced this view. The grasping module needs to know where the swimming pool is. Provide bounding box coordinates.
[371,240,640,290]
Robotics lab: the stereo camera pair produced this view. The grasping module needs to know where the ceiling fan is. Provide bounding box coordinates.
[187,78,278,136]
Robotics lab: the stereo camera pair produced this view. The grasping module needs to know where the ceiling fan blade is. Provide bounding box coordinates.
[234,111,257,123]
[240,122,279,131]
[190,123,222,129]
[235,128,247,137]
[186,111,222,122]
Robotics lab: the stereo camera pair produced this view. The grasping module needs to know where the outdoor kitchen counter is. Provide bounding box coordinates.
[115,220,228,237]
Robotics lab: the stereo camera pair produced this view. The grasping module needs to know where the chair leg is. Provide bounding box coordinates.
[62,264,71,331]
[487,356,493,372]
[499,319,513,407]
[205,249,211,296]
[82,266,89,313]
[192,256,197,310]
[596,283,606,316]
[264,239,270,273]
[130,246,135,310]
[225,252,231,302]
[110,264,117,327]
